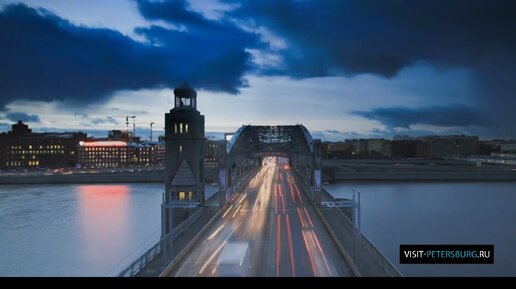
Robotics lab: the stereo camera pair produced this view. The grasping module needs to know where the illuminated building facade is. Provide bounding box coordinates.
[76,141,165,168]
[77,141,128,168]
[0,121,87,169]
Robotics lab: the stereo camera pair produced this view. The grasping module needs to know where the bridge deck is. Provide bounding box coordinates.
[168,161,354,277]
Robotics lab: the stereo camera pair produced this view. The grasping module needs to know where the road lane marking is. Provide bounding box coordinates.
[252,197,260,212]
[221,205,233,218]
[204,224,225,243]
[232,204,242,218]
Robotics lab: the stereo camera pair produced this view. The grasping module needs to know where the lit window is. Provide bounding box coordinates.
[188,191,193,200]
[179,192,185,201]
[29,145,32,149]
[185,123,188,133]
[174,123,178,134]
[180,123,183,134]
[179,145,183,153]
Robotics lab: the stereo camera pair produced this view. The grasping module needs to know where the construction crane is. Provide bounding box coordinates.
[126,115,135,138]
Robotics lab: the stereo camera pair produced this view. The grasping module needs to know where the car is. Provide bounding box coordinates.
[216,242,250,277]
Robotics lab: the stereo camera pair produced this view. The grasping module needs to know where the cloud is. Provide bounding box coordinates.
[0,3,260,109]
[5,112,40,123]
[352,106,489,129]
[74,112,88,118]
[230,0,516,77]
[229,0,516,135]
[90,116,119,125]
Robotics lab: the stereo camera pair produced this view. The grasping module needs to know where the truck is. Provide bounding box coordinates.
[216,242,250,277]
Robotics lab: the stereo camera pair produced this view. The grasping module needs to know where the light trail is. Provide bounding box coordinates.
[304,207,314,228]
[311,231,332,276]
[301,230,317,276]
[297,207,306,228]
[276,213,281,277]
[285,213,296,277]
[280,186,286,214]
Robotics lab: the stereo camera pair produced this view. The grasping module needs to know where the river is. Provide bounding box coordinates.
[1,182,514,276]
[0,183,217,276]
[325,181,516,276]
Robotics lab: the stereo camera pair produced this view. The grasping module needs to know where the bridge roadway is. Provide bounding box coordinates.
[168,161,354,277]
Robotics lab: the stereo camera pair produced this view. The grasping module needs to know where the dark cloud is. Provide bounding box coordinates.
[5,112,40,123]
[230,0,516,77]
[352,106,489,129]
[0,3,259,109]
[229,0,516,135]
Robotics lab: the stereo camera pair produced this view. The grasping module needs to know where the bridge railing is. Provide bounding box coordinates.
[321,188,402,277]
[116,207,205,277]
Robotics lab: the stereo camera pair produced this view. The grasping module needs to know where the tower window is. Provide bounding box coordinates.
[179,145,183,154]
[179,192,185,201]
[188,191,194,200]
[174,123,178,134]
[180,123,183,134]
[185,123,188,133]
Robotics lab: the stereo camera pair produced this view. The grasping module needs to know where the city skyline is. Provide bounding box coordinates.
[1,0,516,141]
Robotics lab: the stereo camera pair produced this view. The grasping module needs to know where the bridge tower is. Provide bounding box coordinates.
[162,84,205,238]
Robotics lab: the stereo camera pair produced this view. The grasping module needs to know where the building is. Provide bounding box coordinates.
[76,140,165,168]
[358,138,391,158]
[391,140,418,158]
[76,140,128,168]
[501,142,516,152]
[204,139,225,181]
[163,84,206,235]
[0,121,87,169]
[416,135,479,158]
[108,130,140,142]
[322,139,390,159]
[324,140,358,159]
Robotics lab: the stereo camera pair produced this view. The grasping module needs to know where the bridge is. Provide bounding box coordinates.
[117,85,401,277]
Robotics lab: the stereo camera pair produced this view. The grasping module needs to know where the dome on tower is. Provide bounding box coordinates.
[174,83,197,98]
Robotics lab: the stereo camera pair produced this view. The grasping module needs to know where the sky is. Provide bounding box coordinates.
[0,0,515,141]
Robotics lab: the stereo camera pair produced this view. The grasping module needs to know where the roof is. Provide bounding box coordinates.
[171,160,196,186]
[174,83,197,98]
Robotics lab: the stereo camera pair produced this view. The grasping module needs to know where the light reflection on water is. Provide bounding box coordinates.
[0,183,217,277]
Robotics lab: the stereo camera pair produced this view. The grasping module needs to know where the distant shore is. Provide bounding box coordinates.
[0,170,165,185]
[1,159,516,185]
[322,159,516,182]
